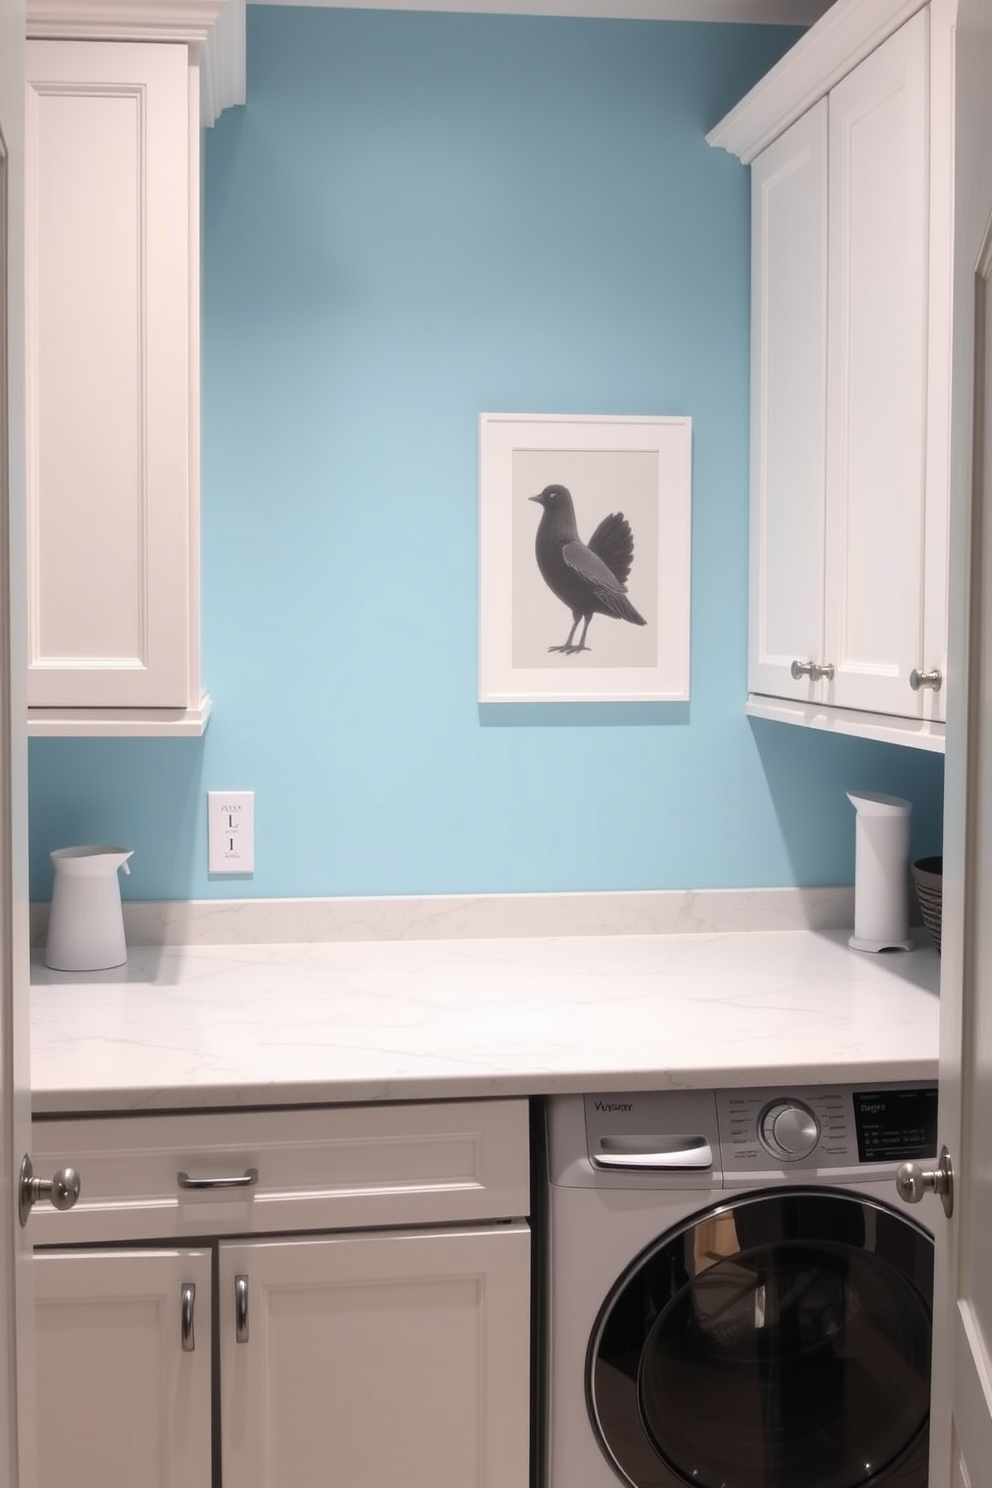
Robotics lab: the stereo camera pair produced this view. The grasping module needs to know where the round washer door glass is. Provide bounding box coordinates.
[588,1189,932,1488]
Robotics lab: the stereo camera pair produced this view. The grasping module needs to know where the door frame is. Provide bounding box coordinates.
[0,0,36,1480]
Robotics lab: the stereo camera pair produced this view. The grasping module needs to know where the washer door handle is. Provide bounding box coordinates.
[593,1135,713,1170]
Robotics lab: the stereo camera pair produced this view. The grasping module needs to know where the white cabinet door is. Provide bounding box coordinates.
[748,99,828,702]
[24,40,200,715]
[219,1224,531,1488]
[929,0,992,1465]
[33,1248,212,1488]
[823,10,930,717]
[920,0,956,727]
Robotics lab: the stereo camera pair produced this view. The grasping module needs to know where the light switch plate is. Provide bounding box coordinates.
[208,791,254,874]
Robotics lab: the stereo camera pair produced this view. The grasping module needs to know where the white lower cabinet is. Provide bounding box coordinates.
[218,1226,530,1488]
[31,1100,531,1488]
[34,1248,213,1488]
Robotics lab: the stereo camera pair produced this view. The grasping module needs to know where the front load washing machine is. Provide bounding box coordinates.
[543,1081,939,1488]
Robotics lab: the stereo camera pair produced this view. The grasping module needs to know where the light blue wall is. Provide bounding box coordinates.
[27,7,945,903]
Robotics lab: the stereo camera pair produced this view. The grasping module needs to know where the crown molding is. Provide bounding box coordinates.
[247,0,831,17]
[25,0,246,123]
[706,0,930,161]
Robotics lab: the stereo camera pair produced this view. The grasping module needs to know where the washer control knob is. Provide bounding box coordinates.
[759,1101,820,1161]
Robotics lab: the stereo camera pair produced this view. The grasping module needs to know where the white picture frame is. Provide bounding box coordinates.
[478,413,692,703]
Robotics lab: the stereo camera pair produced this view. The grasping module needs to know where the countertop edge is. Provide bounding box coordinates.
[30,1057,942,1118]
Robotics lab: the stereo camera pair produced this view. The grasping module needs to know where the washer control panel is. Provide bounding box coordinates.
[577,1082,938,1187]
[718,1084,937,1176]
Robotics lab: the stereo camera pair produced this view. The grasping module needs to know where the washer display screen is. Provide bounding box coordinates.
[852,1088,938,1163]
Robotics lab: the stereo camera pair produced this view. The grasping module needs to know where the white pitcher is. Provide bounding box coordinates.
[45,846,134,972]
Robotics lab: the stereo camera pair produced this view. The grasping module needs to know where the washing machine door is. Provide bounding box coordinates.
[587,1188,932,1488]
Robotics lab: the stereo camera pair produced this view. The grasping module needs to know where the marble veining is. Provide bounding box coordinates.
[31,928,939,1114]
[30,885,856,947]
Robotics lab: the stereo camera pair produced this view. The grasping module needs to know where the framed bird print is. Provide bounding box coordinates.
[478,413,692,702]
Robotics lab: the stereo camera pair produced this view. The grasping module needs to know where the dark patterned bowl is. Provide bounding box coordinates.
[911,856,943,954]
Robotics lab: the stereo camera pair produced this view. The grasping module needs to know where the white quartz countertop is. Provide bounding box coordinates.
[30,929,941,1114]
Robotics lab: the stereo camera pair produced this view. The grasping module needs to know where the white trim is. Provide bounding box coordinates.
[245,0,832,20]
[26,693,212,737]
[198,0,244,126]
[745,692,947,751]
[706,0,931,162]
[25,0,245,123]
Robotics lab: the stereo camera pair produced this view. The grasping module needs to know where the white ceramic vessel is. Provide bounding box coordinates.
[847,792,914,953]
[45,846,134,972]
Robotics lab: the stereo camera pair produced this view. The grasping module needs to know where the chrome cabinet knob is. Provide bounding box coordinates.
[18,1154,81,1227]
[910,668,943,692]
[791,659,835,682]
[895,1145,953,1218]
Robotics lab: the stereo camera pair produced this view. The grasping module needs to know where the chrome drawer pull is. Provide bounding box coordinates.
[181,1283,196,1353]
[235,1275,249,1344]
[177,1167,259,1191]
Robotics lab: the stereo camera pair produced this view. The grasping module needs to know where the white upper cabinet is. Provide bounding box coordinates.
[748,100,828,703]
[824,13,930,718]
[710,0,951,751]
[25,40,200,728]
[23,2,245,736]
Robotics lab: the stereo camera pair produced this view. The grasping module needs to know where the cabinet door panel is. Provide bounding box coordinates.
[34,1248,212,1488]
[824,10,929,716]
[24,41,193,708]
[219,1224,531,1488]
[749,100,828,700]
[922,0,955,725]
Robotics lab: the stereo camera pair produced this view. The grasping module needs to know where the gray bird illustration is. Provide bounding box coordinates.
[530,483,646,654]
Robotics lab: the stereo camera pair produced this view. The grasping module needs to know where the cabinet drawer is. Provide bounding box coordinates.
[30,1099,531,1245]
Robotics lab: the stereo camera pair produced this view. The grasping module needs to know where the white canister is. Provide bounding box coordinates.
[45,846,134,972]
[846,793,914,953]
